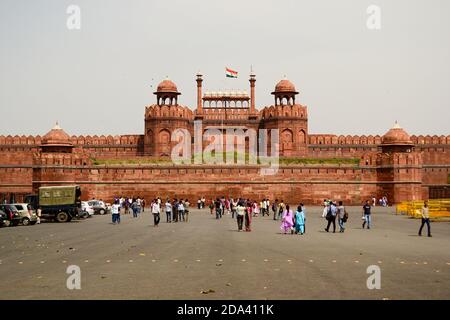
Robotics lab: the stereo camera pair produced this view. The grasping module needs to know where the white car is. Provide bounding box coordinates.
[81,201,95,217]
[87,200,109,215]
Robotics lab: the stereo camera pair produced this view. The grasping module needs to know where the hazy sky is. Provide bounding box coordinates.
[0,0,449,136]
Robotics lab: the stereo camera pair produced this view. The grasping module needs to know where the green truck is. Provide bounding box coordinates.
[25,186,82,222]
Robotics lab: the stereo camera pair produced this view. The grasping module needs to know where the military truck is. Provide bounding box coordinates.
[25,186,82,222]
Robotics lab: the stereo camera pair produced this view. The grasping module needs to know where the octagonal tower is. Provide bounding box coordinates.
[144,79,193,156]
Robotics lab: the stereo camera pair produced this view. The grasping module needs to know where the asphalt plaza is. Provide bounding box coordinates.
[0,206,449,299]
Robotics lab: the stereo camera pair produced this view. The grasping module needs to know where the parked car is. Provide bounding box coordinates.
[11,203,38,226]
[81,201,95,217]
[0,204,21,227]
[87,200,109,215]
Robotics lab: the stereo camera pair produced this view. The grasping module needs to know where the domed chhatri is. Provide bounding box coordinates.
[271,77,299,106]
[40,122,74,153]
[382,121,413,146]
[273,79,298,94]
[41,122,73,147]
[155,79,180,94]
[154,78,181,106]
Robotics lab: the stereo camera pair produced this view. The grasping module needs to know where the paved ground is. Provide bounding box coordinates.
[0,206,449,300]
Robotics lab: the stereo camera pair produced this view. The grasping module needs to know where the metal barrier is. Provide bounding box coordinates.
[396,199,450,218]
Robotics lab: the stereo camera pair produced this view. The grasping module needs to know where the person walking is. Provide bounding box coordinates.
[272,199,279,220]
[184,199,190,222]
[362,200,372,229]
[152,199,160,227]
[322,202,329,218]
[111,201,120,224]
[215,198,222,219]
[201,197,206,209]
[209,200,214,215]
[131,200,138,218]
[172,198,178,222]
[337,201,347,233]
[244,202,252,232]
[300,203,306,234]
[165,199,172,223]
[253,201,260,217]
[278,200,285,220]
[294,205,305,235]
[280,205,294,234]
[236,201,245,231]
[178,200,185,222]
[418,200,432,237]
[231,198,237,219]
[136,198,142,217]
[325,201,337,233]
[119,203,125,222]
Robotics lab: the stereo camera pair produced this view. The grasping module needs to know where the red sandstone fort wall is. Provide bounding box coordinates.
[30,164,380,205]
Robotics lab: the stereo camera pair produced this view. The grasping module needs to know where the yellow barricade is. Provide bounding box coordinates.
[396,199,450,219]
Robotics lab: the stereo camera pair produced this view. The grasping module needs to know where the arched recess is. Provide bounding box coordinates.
[158,129,171,156]
[281,129,293,155]
[298,129,306,144]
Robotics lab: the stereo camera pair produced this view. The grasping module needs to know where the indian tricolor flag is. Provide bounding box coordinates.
[226,67,238,78]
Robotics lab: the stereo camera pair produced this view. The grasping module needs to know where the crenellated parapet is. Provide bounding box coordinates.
[0,135,42,146]
[260,104,308,120]
[410,135,450,145]
[308,134,383,146]
[145,104,193,120]
[69,134,142,146]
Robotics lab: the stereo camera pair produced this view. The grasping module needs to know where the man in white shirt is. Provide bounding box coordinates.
[111,203,121,224]
[165,200,172,223]
[236,201,246,231]
[152,200,160,227]
[178,201,185,222]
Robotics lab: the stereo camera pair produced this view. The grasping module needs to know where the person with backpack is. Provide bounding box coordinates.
[325,201,337,233]
[337,201,348,233]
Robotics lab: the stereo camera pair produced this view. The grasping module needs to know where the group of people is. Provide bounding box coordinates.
[321,200,349,233]
[151,197,191,227]
[206,197,308,234]
[196,197,207,209]
[371,196,389,207]
[110,194,432,238]
[209,197,271,219]
[280,204,306,235]
[111,196,145,224]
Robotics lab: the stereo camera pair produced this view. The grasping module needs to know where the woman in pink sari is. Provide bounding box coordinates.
[280,205,294,234]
